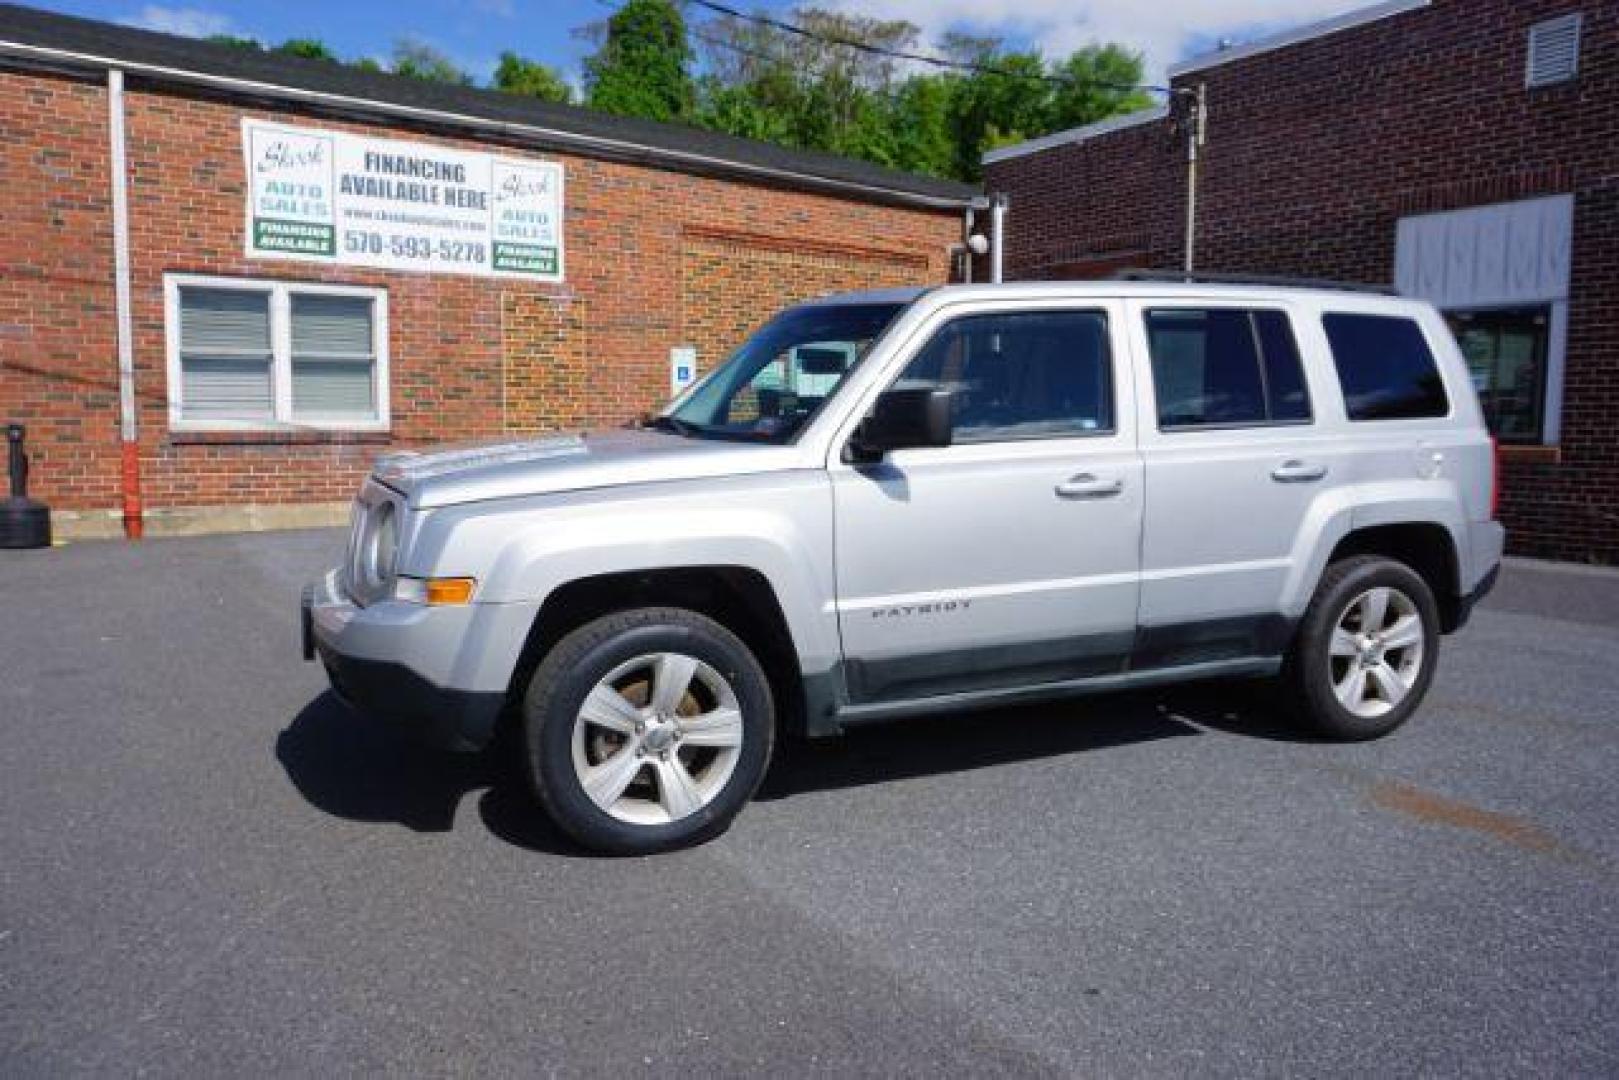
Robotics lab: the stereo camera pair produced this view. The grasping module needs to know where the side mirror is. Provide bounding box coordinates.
[848,387,953,462]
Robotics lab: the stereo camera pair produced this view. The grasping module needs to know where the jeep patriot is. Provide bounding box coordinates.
[303,280,1504,853]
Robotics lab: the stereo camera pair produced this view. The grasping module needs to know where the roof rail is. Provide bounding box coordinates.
[1110,268,1397,295]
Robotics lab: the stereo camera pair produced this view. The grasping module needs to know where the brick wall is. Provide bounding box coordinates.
[986,0,1619,563]
[0,68,958,519]
[0,74,120,508]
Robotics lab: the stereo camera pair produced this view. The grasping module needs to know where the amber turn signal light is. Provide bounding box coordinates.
[424,577,476,605]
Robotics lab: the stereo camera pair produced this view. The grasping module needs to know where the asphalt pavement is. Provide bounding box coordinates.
[2,530,1616,1076]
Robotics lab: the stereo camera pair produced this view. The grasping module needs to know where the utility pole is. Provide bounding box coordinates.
[1184,82,1208,274]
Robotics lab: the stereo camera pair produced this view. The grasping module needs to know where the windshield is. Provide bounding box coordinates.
[661,302,905,443]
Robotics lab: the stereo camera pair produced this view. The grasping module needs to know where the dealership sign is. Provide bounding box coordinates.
[241,119,564,280]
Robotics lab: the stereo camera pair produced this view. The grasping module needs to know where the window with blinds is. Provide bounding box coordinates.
[166,278,387,430]
[177,287,274,420]
[291,294,377,419]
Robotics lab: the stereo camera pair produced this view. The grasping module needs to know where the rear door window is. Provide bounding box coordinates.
[1322,313,1449,420]
[1143,308,1312,428]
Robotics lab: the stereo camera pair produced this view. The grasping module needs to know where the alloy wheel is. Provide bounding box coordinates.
[569,652,744,825]
[1327,586,1426,719]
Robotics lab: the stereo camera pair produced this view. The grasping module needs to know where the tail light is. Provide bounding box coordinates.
[1489,436,1501,520]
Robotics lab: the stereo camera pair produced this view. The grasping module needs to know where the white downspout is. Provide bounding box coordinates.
[990,194,1007,284]
[962,203,976,284]
[108,68,142,538]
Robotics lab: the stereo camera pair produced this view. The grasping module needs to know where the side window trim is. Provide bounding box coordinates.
[1144,305,1314,432]
[891,306,1120,447]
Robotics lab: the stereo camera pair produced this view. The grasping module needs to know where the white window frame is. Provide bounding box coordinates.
[164,274,390,433]
[1394,194,1572,444]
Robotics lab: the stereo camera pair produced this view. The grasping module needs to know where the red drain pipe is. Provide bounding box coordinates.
[109,69,142,541]
[120,440,143,539]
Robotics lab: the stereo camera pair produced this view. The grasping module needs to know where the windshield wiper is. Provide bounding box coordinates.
[649,414,701,438]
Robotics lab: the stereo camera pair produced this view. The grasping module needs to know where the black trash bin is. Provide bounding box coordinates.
[1,424,51,549]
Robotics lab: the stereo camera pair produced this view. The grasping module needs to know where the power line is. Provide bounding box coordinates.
[590,0,923,107]
[682,0,1187,97]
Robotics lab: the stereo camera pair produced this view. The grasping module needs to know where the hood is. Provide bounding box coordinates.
[374,429,804,508]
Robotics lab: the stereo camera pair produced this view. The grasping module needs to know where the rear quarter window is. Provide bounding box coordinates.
[1322,313,1449,421]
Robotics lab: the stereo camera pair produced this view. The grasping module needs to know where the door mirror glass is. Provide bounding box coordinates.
[849,387,954,461]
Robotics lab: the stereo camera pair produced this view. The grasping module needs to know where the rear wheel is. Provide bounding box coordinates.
[1282,556,1440,740]
[523,607,774,854]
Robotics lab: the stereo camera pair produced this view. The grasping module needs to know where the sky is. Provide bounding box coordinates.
[28,0,1381,89]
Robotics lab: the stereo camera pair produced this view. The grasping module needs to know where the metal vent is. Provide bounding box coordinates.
[1527,13,1581,87]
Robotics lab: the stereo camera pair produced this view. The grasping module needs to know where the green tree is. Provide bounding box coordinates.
[886,75,955,177]
[207,34,262,50]
[1047,44,1154,132]
[274,38,340,63]
[694,77,792,143]
[586,2,1156,184]
[584,0,693,122]
[940,37,1050,181]
[391,39,473,86]
[493,52,573,103]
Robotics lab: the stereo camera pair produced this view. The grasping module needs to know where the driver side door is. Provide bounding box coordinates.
[829,302,1143,706]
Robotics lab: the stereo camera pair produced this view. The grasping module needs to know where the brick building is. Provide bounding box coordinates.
[985,0,1617,563]
[0,4,972,538]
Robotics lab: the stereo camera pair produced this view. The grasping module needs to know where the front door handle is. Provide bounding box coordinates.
[1055,473,1124,499]
[1271,459,1328,483]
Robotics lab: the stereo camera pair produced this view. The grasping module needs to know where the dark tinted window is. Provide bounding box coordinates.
[1447,307,1548,443]
[1323,313,1449,420]
[898,310,1112,442]
[1255,311,1311,421]
[1144,308,1312,428]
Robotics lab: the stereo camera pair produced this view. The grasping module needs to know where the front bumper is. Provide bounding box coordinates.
[301,570,508,751]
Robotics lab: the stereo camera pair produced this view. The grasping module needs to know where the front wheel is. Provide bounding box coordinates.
[1282,555,1440,741]
[523,607,775,854]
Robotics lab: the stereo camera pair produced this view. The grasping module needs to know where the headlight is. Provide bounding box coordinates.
[364,501,399,589]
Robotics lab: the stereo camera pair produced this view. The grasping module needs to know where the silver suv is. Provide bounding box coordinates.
[303,280,1504,853]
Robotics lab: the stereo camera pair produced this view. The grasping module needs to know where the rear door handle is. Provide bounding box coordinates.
[1271,459,1328,483]
[1055,473,1124,499]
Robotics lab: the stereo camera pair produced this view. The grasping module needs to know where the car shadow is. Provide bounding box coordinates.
[1155,678,1339,745]
[756,688,1183,799]
[759,677,1333,798]
[276,678,1319,853]
[274,692,588,856]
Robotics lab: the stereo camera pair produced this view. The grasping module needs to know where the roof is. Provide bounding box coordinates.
[982,105,1168,165]
[985,0,1432,165]
[0,2,977,209]
[1168,0,1430,77]
[876,280,1417,306]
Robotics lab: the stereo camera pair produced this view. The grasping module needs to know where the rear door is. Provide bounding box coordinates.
[1127,299,1353,666]
[830,300,1143,704]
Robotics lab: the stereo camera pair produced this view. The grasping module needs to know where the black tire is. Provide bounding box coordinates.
[1281,555,1441,741]
[523,607,775,854]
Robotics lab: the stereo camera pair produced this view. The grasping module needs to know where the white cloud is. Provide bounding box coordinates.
[123,5,234,38]
[828,0,1374,85]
